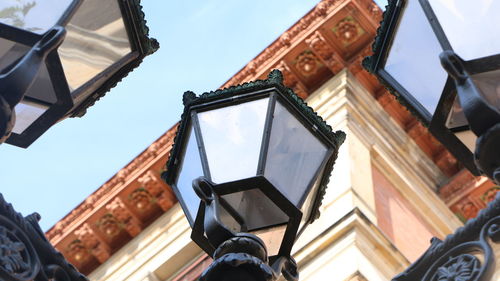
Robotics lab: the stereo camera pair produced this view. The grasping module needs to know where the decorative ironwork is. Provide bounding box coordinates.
[394,193,500,281]
[200,233,298,281]
[0,194,87,281]
[0,224,35,280]
[432,254,480,281]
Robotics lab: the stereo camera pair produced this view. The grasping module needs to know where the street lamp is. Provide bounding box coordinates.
[162,70,345,281]
[363,0,500,183]
[0,0,158,147]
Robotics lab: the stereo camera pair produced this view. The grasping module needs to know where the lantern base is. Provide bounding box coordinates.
[200,233,298,281]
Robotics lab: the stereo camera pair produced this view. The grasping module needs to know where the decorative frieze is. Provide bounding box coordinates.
[332,16,365,46]
[106,198,142,237]
[276,60,308,99]
[305,31,344,73]
[138,170,176,211]
[75,224,110,263]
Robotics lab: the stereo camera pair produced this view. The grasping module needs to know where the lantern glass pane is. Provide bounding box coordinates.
[264,101,328,206]
[251,224,286,256]
[58,0,131,93]
[12,100,48,134]
[175,125,204,224]
[217,204,242,233]
[445,96,468,129]
[455,130,476,152]
[220,188,288,231]
[24,62,58,104]
[384,0,447,116]
[0,39,29,72]
[298,174,322,234]
[429,0,500,61]
[198,98,269,183]
[0,0,73,34]
[472,70,500,110]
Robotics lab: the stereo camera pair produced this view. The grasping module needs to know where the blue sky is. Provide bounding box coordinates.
[0,0,387,231]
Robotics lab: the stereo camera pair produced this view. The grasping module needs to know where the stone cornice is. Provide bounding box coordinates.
[222,0,382,88]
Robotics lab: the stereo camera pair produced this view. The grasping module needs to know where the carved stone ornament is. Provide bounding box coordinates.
[129,188,154,211]
[97,214,122,238]
[332,16,365,46]
[294,50,322,77]
[0,194,87,281]
[66,240,90,264]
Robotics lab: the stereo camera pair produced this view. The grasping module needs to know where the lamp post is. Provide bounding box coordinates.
[363,0,500,184]
[162,70,345,281]
[0,0,158,147]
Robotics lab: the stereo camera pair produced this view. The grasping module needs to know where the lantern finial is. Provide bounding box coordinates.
[183,91,197,106]
[267,69,284,84]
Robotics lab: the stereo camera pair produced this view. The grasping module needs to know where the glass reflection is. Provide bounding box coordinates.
[472,70,500,110]
[265,101,327,206]
[298,174,322,235]
[198,98,268,184]
[0,39,29,71]
[384,0,447,117]
[221,189,288,231]
[12,100,47,134]
[58,0,131,93]
[251,224,286,256]
[455,131,476,152]
[175,125,204,224]
[445,96,467,129]
[429,0,500,61]
[0,0,72,34]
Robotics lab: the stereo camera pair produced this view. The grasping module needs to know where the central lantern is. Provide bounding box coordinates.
[163,70,344,272]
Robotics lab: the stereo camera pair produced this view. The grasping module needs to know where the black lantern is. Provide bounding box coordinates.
[363,0,500,181]
[0,0,158,147]
[162,70,344,280]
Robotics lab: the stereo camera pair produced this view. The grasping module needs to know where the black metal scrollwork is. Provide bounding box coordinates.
[394,194,500,281]
[0,194,87,281]
[0,217,39,281]
[432,254,480,281]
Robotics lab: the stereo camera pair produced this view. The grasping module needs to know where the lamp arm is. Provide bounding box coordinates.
[439,50,500,136]
[192,177,235,248]
[440,51,500,184]
[0,26,65,142]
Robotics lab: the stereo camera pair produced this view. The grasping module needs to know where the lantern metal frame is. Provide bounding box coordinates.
[0,0,158,147]
[361,0,500,175]
[162,70,345,265]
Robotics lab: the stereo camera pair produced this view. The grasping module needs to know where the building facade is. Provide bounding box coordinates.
[45,0,498,280]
